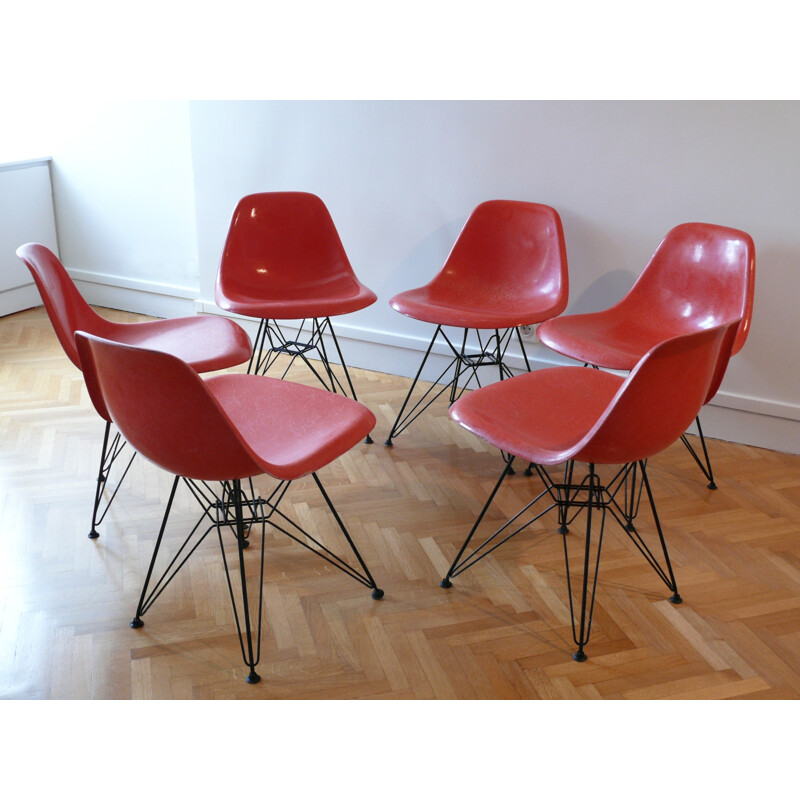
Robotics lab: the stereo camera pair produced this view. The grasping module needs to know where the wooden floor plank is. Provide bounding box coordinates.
[2,306,800,699]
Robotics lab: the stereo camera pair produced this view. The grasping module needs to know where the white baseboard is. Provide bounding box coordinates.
[0,283,42,317]
[29,267,798,457]
[193,300,800,456]
[70,269,200,318]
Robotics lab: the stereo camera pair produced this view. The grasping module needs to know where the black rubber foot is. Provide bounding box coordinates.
[130,618,144,629]
[573,651,587,662]
[524,467,533,477]
[558,524,569,535]
[440,577,452,589]
[707,482,717,490]
[625,523,636,532]
[508,466,515,475]
[88,531,100,539]
[246,672,261,684]
[383,438,394,447]
[364,434,374,444]
[239,538,250,549]
[669,593,683,605]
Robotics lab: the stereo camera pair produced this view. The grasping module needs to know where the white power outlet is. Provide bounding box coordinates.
[519,325,537,341]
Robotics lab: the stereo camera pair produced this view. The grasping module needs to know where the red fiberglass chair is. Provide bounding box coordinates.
[537,223,755,492]
[16,243,252,539]
[215,192,377,433]
[75,331,383,684]
[444,320,739,662]
[384,200,568,447]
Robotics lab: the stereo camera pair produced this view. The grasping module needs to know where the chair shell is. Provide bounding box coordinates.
[214,192,376,405]
[75,331,380,684]
[215,191,376,320]
[535,222,754,487]
[76,334,376,483]
[445,320,740,662]
[450,321,740,468]
[17,243,252,413]
[16,242,252,536]
[384,200,569,446]
[390,200,569,329]
[537,222,754,379]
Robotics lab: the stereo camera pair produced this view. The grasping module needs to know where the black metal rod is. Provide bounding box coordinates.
[89,421,112,538]
[574,464,596,660]
[311,472,383,597]
[232,480,261,683]
[639,461,682,603]
[131,474,180,626]
[441,457,516,586]
[385,326,445,443]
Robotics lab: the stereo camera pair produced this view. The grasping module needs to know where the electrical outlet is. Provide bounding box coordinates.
[519,325,537,341]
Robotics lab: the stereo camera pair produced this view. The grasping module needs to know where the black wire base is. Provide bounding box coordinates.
[384,325,531,450]
[129,473,383,683]
[441,457,682,662]
[89,420,136,539]
[247,316,372,444]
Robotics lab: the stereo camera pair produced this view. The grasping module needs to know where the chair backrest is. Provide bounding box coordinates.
[216,192,363,303]
[620,222,755,357]
[426,200,569,314]
[75,332,262,481]
[576,320,740,465]
[16,243,114,368]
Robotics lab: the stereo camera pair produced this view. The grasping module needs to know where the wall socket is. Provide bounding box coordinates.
[519,324,537,341]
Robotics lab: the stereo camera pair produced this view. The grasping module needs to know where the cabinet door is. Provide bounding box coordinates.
[0,160,59,316]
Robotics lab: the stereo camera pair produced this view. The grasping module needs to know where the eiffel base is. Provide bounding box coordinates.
[130,474,383,683]
[441,458,683,662]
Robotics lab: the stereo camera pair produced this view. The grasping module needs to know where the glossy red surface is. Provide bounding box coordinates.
[215,192,377,320]
[389,200,569,329]
[450,321,739,466]
[16,243,253,419]
[537,223,755,386]
[75,333,376,482]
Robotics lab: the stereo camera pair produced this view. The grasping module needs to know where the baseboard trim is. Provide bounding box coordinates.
[70,269,200,318]
[31,272,795,456]
[193,300,800,453]
[0,283,41,317]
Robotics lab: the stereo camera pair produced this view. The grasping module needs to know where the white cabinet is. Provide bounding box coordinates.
[0,158,59,316]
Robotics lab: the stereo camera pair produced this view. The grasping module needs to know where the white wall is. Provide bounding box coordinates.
[0,159,60,315]
[188,101,800,451]
[3,100,200,316]
[6,100,800,452]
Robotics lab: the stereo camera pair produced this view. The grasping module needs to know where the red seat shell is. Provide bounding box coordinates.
[16,243,253,419]
[450,321,739,467]
[215,192,377,320]
[75,333,376,482]
[389,200,569,329]
[537,223,754,384]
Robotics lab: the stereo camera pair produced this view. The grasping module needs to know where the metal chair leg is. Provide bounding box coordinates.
[681,415,717,490]
[130,474,180,629]
[443,459,684,662]
[385,326,448,446]
[440,457,519,587]
[386,326,523,447]
[128,472,381,683]
[89,420,135,539]
[223,480,264,684]
[564,464,605,662]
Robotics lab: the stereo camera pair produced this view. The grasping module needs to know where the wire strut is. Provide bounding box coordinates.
[441,459,682,661]
[129,473,383,683]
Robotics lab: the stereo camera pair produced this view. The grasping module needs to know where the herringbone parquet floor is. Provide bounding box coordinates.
[2,306,800,700]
